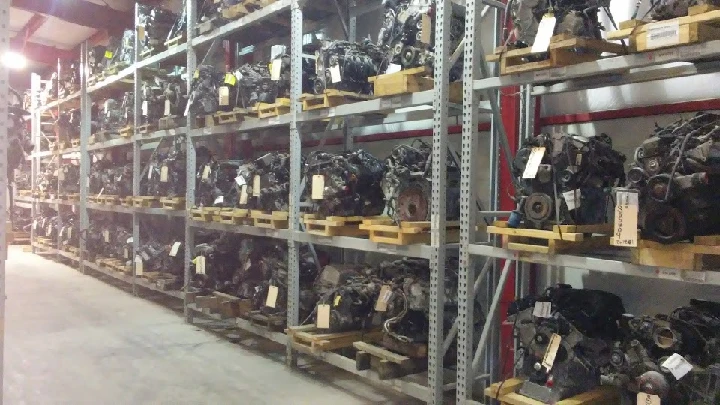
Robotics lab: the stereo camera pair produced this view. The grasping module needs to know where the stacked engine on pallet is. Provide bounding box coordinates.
[143,136,189,198]
[89,159,133,198]
[509,285,720,405]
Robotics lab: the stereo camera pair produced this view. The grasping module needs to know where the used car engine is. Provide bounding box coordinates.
[511,133,626,229]
[628,112,720,243]
[313,40,384,94]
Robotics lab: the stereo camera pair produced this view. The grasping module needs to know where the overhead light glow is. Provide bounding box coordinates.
[2,51,27,69]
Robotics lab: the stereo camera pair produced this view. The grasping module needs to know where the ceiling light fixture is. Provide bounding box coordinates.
[2,51,27,69]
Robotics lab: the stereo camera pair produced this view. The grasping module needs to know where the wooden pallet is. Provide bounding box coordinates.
[16,189,32,197]
[132,196,161,208]
[250,210,289,229]
[100,195,120,205]
[607,5,720,53]
[484,378,620,405]
[287,325,383,355]
[158,115,184,130]
[222,2,250,19]
[369,67,462,103]
[103,63,129,76]
[354,340,427,380]
[359,217,460,245]
[247,311,286,331]
[194,292,253,319]
[301,214,368,237]
[629,236,720,271]
[165,34,186,49]
[486,34,626,76]
[120,196,133,207]
[119,125,134,138]
[159,197,185,210]
[487,221,613,255]
[88,195,103,204]
[300,91,373,111]
[10,232,30,245]
[217,208,251,225]
[215,108,251,124]
[137,123,157,135]
[190,208,213,221]
[256,98,291,118]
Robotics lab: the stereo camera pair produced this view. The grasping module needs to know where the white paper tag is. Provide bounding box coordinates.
[637,393,661,405]
[531,15,557,53]
[646,21,680,50]
[160,165,169,182]
[124,247,129,259]
[662,353,693,380]
[142,100,148,116]
[270,59,282,81]
[533,301,552,318]
[316,304,331,329]
[239,185,248,205]
[375,285,393,312]
[611,190,639,247]
[542,333,562,371]
[253,175,261,195]
[58,170,65,181]
[47,224,52,236]
[235,175,246,187]
[562,189,581,211]
[87,176,90,187]
[218,86,230,106]
[213,195,224,205]
[385,63,402,74]
[311,174,324,200]
[329,65,342,83]
[67,228,72,239]
[164,99,171,116]
[169,241,181,257]
[135,255,144,276]
[103,229,110,243]
[266,285,279,308]
[522,147,545,179]
[148,164,153,180]
[202,165,211,180]
[195,256,206,275]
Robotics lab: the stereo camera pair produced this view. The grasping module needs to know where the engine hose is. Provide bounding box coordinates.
[383,290,412,343]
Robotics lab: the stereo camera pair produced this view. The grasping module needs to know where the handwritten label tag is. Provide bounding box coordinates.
[311,175,324,200]
[375,285,393,312]
[239,185,248,205]
[522,147,545,179]
[542,333,562,371]
[662,353,693,380]
[219,86,230,106]
[611,190,639,247]
[135,255,144,276]
[329,65,341,83]
[646,21,680,50]
[195,255,206,275]
[266,285,279,308]
[562,189,581,211]
[160,165,169,182]
[532,14,556,53]
[316,304,331,329]
[637,393,661,405]
[253,175,261,195]
[169,242,181,257]
[270,59,282,81]
[533,301,552,318]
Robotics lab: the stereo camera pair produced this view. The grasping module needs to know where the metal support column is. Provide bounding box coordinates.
[457,0,482,399]
[184,0,198,322]
[428,0,450,402]
[30,74,40,253]
[0,3,9,401]
[79,42,91,274]
[132,3,142,296]
[286,0,303,367]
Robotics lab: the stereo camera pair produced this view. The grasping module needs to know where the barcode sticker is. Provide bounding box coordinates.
[611,190,639,247]
[522,147,546,179]
[646,21,680,50]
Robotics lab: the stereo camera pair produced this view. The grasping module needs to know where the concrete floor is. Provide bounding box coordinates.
[4,247,421,405]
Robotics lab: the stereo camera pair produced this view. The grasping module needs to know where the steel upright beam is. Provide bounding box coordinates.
[456,0,482,399]
[286,0,303,367]
[428,0,450,402]
[0,3,9,401]
[132,3,142,296]
[30,73,40,252]
[184,0,198,323]
[79,42,91,274]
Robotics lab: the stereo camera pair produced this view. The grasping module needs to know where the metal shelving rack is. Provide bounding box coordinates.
[23,0,521,402]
